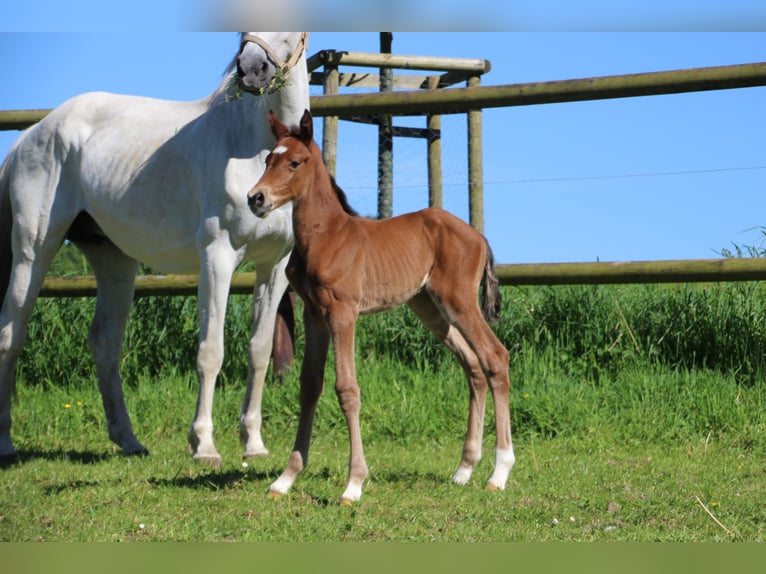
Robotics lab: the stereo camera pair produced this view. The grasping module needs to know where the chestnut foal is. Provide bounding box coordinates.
[248,110,515,503]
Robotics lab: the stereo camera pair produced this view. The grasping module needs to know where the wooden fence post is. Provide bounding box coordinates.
[426,75,443,209]
[321,64,339,177]
[377,32,394,220]
[467,74,484,233]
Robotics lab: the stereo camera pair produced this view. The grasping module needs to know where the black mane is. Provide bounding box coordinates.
[329,175,359,217]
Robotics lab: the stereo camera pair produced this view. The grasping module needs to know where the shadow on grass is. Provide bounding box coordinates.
[150,468,279,490]
[0,449,118,468]
[372,468,447,486]
[1,448,450,497]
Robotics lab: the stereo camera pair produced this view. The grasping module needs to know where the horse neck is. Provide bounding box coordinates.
[273,63,311,125]
[292,152,351,251]
[208,61,310,129]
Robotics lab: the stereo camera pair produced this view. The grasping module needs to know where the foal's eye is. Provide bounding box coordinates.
[289,160,301,169]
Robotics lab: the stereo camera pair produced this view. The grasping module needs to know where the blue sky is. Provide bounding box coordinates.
[1,7,765,264]
[4,1,766,32]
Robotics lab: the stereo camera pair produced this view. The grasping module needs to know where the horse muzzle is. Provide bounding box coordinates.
[237,59,277,93]
[247,190,272,218]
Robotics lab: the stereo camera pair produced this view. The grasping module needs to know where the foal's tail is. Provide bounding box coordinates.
[480,238,502,323]
[0,155,12,311]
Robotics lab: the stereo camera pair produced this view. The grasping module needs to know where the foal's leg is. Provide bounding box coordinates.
[408,292,488,485]
[239,256,290,458]
[269,302,330,497]
[329,305,369,503]
[445,299,515,491]
[76,239,147,455]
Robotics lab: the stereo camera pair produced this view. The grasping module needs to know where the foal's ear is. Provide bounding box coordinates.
[299,109,313,144]
[267,110,290,140]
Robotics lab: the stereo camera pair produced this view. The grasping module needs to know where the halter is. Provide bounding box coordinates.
[239,32,309,83]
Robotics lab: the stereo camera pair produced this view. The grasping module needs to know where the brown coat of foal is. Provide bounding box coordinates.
[248,109,515,503]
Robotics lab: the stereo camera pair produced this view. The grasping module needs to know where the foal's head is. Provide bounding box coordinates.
[247,109,315,218]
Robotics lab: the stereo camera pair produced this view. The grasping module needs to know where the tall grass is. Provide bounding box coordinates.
[14,277,766,450]
[20,242,766,388]
[501,282,766,380]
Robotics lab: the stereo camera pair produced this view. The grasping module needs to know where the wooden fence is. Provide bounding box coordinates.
[2,59,766,295]
[33,257,766,298]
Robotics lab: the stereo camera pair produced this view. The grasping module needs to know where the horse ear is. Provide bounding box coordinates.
[268,110,290,140]
[299,109,313,144]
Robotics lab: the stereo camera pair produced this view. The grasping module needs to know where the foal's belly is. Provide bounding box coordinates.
[358,272,429,315]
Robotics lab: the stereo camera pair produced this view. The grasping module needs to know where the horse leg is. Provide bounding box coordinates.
[239,256,291,458]
[74,239,147,456]
[439,291,515,491]
[269,302,330,498]
[0,232,64,459]
[407,292,488,485]
[326,305,368,504]
[188,242,237,467]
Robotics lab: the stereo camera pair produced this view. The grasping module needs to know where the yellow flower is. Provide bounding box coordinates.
[64,403,72,409]
[76,401,83,407]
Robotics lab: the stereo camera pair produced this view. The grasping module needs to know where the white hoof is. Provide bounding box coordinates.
[193,453,223,469]
[452,466,473,485]
[340,483,362,504]
[243,446,269,458]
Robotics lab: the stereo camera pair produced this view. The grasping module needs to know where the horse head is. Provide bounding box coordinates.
[247,109,314,217]
[236,32,308,94]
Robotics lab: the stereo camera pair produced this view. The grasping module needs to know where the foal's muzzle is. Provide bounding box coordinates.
[247,190,271,218]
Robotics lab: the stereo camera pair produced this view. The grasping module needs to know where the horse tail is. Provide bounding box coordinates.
[480,237,502,324]
[0,154,12,311]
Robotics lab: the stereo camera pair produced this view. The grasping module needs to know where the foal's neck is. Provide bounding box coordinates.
[292,156,352,250]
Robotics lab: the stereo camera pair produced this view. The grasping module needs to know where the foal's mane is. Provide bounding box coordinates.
[329,175,359,217]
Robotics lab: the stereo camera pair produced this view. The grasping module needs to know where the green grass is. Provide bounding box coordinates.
[3,251,766,541]
[2,355,764,541]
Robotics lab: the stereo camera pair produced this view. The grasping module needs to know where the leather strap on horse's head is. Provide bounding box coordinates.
[239,32,309,80]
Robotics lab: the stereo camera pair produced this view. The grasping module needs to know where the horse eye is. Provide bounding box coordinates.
[289,160,301,169]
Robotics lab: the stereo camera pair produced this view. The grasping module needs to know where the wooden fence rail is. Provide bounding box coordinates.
[3,61,765,131]
[310,61,766,117]
[36,258,766,298]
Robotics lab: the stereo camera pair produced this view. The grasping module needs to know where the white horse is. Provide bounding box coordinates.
[0,32,310,467]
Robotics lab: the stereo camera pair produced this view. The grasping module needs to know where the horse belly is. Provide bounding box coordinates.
[358,264,430,315]
[83,212,201,273]
[74,99,212,271]
[79,170,203,273]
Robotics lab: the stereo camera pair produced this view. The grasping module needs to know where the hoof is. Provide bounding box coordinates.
[193,454,223,469]
[267,489,283,501]
[339,497,356,507]
[125,446,150,457]
[243,448,269,459]
[485,482,504,492]
[451,466,473,485]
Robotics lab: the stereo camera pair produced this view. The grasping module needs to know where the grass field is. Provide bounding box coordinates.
[2,263,766,541]
[2,366,765,542]
[2,346,765,541]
